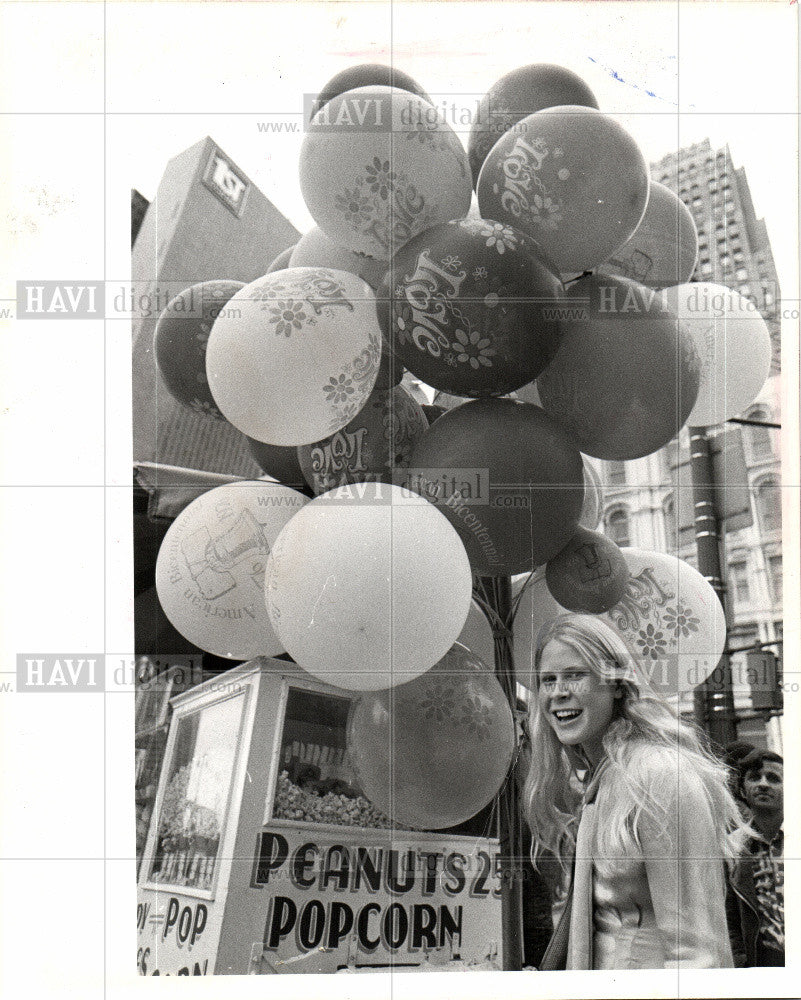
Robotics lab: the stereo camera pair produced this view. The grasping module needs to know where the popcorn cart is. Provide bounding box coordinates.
[137,656,503,975]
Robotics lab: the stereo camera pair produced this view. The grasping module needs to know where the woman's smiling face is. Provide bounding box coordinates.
[537,638,618,764]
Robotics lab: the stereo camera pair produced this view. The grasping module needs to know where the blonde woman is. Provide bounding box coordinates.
[522,613,746,970]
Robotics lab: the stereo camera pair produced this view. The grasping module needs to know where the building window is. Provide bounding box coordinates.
[729,558,750,603]
[755,477,781,534]
[606,508,631,547]
[747,407,774,459]
[663,496,677,552]
[767,554,782,603]
[606,461,627,486]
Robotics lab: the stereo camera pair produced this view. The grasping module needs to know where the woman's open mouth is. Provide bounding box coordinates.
[553,708,582,723]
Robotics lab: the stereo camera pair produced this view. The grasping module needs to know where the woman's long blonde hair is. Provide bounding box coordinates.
[522,613,747,874]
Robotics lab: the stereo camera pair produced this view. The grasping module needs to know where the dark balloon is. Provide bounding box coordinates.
[468,63,598,188]
[536,275,701,460]
[407,398,584,575]
[379,218,562,397]
[154,280,244,420]
[297,384,428,495]
[477,105,649,274]
[545,526,629,613]
[244,434,307,490]
[310,63,430,118]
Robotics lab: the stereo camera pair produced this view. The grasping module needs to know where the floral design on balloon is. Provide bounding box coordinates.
[459,695,493,742]
[662,604,701,639]
[636,624,669,660]
[269,300,307,336]
[418,679,458,723]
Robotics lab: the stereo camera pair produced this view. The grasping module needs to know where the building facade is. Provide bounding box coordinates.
[593,140,783,749]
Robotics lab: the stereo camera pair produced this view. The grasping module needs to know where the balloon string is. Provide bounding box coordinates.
[563,269,594,286]
[507,569,537,626]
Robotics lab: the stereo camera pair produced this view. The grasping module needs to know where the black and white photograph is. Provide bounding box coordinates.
[0,1,798,997]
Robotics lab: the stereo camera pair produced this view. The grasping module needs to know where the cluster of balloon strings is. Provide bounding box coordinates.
[151,60,772,862]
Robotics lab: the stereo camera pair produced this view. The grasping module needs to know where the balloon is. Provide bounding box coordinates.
[513,547,727,697]
[244,434,307,490]
[346,643,515,829]
[406,399,584,575]
[265,245,295,273]
[578,458,603,530]
[310,63,430,118]
[537,275,701,459]
[155,482,308,659]
[264,484,473,690]
[596,181,698,288]
[299,87,472,260]
[206,267,381,445]
[545,526,629,613]
[457,600,496,666]
[297,384,428,495]
[290,226,387,289]
[379,218,562,396]
[476,105,649,274]
[663,283,772,426]
[468,63,598,189]
[374,332,404,389]
[154,280,244,420]
[421,403,447,425]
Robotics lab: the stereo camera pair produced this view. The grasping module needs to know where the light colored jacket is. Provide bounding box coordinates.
[564,748,734,970]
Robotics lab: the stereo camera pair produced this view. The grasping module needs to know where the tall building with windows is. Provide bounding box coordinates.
[593,140,783,749]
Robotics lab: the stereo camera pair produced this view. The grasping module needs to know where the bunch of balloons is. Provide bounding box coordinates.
[151,59,773,830]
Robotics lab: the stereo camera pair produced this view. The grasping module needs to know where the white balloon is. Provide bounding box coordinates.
[300,86,472,260]
[596,181,698,289]
[206,267,381,445]
[289,227,387,290]
[264,484,473,690]
[513,547,726,696]
[155,482,308,659]
[663,282,772,426]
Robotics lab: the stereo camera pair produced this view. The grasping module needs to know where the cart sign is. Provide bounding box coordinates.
[253,825,502,971]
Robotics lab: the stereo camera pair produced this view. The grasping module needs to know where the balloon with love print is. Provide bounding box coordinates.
[407,398,584,575]
[310,63,431,119]
[297,383,428,495]
[299,86,472,260]
[477,105,649,274]
[154,280,244,420]
[545,526,629,613]
[596,181,698,289]
[154,481,308,660]
[346,643,516,829]
[378,218,562,397]
[536,274,701,460]
[264,484,473,691]
[206,267,381,446]
[290,226,387,290]
[513,548,726,698]
[468,63,598,189]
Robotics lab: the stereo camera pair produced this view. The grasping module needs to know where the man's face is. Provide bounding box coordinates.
[742,761,784,815]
